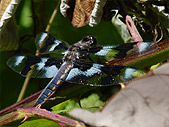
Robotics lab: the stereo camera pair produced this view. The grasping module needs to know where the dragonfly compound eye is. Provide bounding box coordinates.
[82,35,97,46]
[89,36,97,46]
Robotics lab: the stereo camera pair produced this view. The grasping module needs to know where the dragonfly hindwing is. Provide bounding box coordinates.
[66,61,124,86]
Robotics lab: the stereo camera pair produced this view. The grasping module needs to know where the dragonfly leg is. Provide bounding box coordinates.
[47,96,66,101]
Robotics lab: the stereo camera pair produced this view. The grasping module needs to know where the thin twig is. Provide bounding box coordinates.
[17,2,60,102]
[31,0,37,37]
[153,23,163,43]
[45,1,60,33]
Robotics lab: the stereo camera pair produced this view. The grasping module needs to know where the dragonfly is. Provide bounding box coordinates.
[7,32,139,107]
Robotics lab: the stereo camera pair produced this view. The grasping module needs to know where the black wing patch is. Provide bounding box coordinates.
[35,32,69,54]
[66,61,124,86]
[113,42,137,58]
[7,55,62,78]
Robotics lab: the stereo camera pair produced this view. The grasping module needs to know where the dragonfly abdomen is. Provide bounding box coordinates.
[34,62,73,107]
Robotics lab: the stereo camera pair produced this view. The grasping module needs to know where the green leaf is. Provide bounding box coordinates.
[52,94,105,113]
[19,119,60,127]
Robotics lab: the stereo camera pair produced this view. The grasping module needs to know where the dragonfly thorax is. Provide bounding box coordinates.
[63,35,97,62]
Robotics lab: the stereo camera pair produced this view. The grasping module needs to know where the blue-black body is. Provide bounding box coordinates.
[34,61,73,107]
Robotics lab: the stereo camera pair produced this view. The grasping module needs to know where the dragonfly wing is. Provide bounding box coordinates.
[78,42,137,59]
[66,61,124,86]
[94,46,115,56]
[7,55,62,78]
[113,42,137,58]
[35,32,70,54]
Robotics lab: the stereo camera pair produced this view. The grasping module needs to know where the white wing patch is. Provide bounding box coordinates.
[48,40,62,52]
[95,46,115,56]
[36,58,48,71]
[15,56,25,66]
[37,32,48,45]
[43,65,58,78]
[138,42,150,52]
[36,58,59,78]
[66,63,102,81]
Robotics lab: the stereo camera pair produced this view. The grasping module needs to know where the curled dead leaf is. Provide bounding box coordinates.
[60,0,107,27]
[72,0,95,27]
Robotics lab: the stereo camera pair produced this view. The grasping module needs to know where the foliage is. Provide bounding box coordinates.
[19,94,104,127]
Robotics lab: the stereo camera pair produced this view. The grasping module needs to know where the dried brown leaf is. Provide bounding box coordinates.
[71,0,95,27]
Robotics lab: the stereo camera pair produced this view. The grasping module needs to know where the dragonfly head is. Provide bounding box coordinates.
[81,35,97,47]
